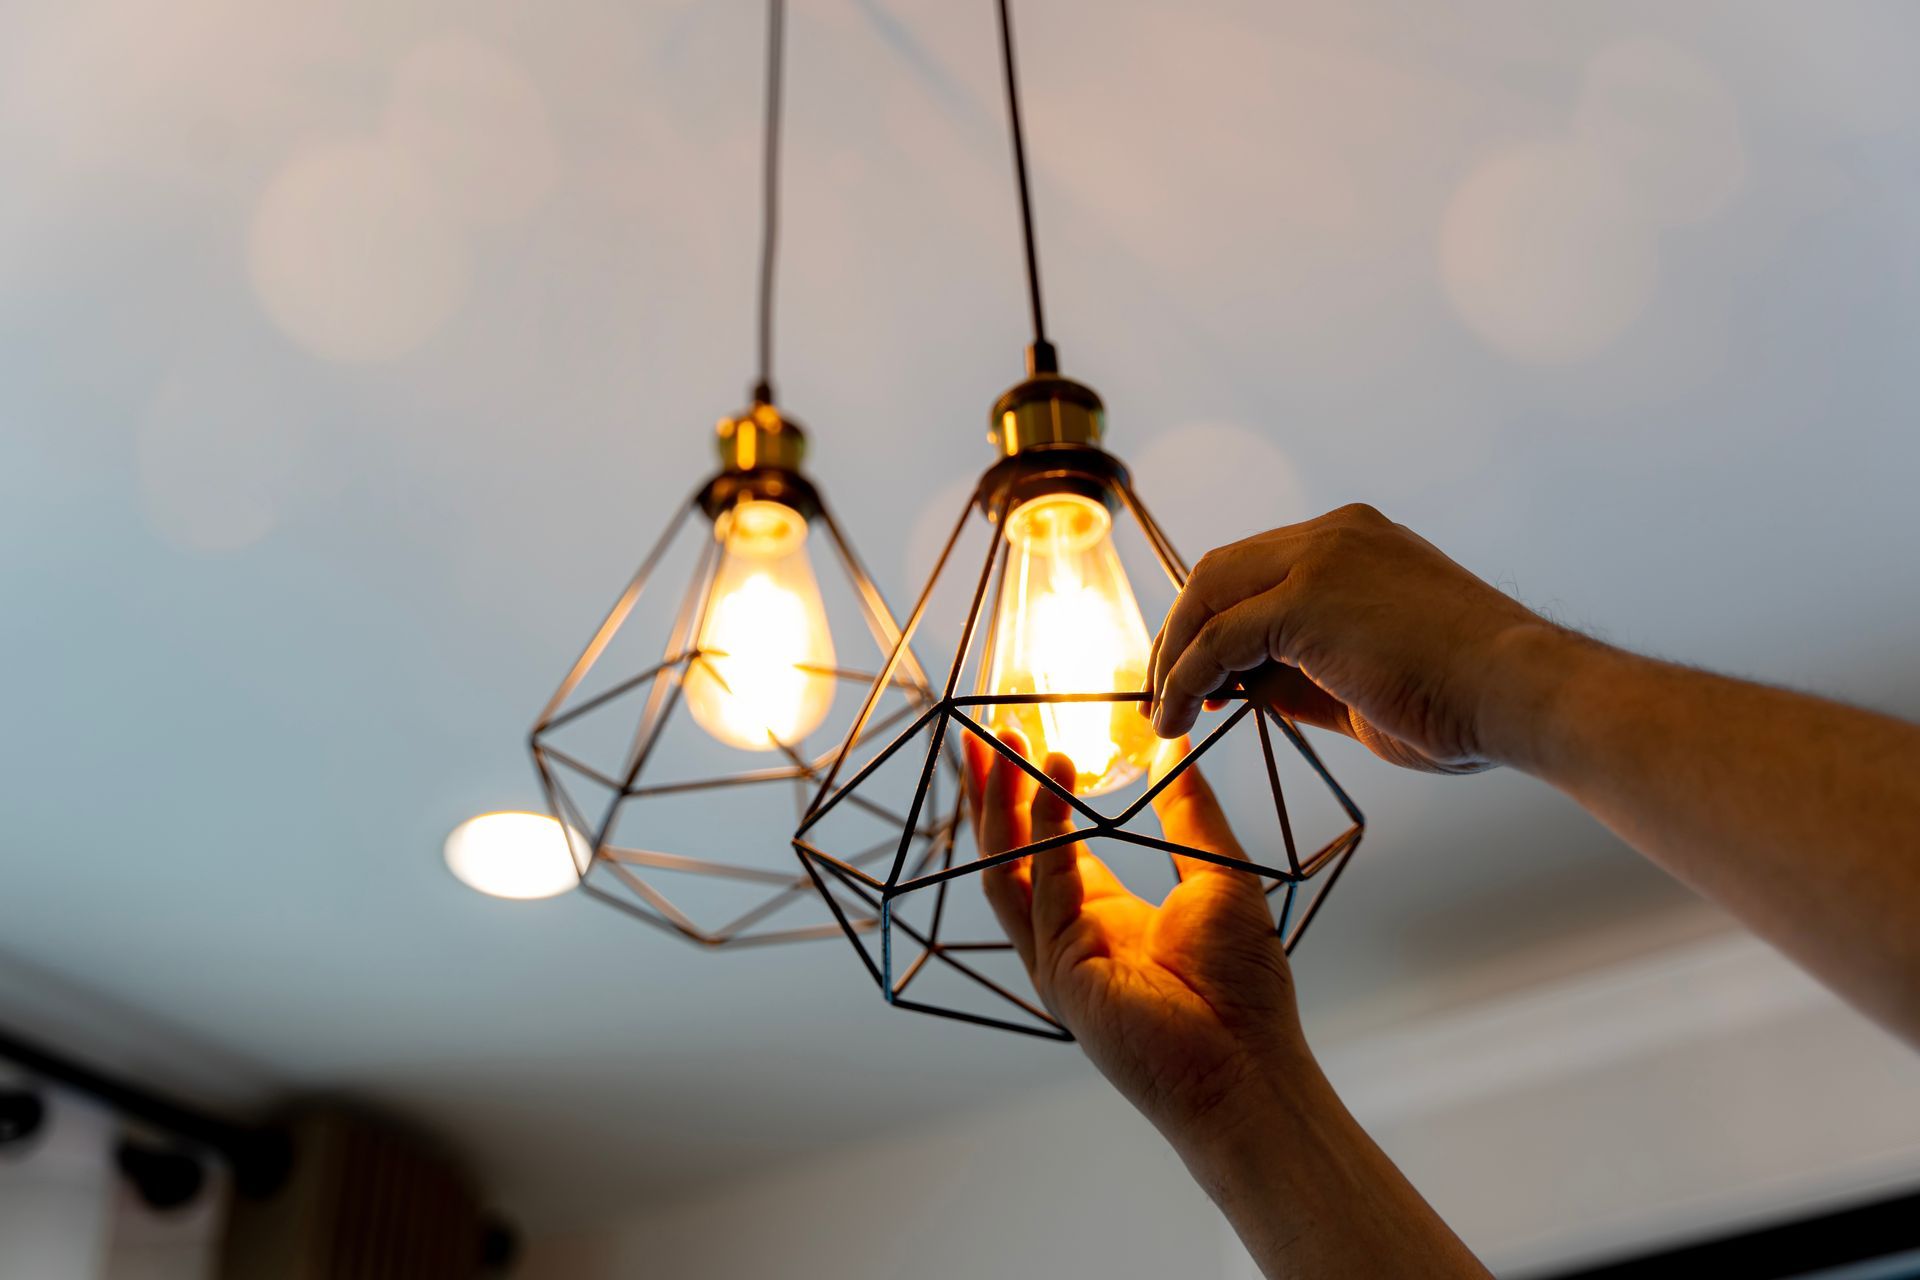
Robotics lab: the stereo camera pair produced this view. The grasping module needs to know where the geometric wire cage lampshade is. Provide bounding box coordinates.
[527,0,958,947]
[790,0,1362,1036]
[792,378,1365,1035]
[530,417,954,947]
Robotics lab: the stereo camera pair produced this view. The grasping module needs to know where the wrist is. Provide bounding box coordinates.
[1173,1054,1372,1265]
[1169,1044,1339,1184]
[1470,621,1610,775]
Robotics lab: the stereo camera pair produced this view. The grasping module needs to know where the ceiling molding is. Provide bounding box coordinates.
[1321,929,1835,1129]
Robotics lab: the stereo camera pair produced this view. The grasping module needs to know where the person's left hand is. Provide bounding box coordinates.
[964,729,1312,1157]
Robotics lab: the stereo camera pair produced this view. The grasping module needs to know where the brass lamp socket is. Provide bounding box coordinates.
[699,401,820,521]
[716,401,809,474]
[980,373,1121,520]
[988,374,1106,458]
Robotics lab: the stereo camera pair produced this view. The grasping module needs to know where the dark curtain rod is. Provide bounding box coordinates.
[0,1020,288,1195]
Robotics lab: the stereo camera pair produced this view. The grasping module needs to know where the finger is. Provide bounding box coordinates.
[1150,542,1297,716]
[1155,584,1294,738]
[962,731,991,832]
[1146,738,1255,895]
[977,731,1037,967]
[1150,586,1218,722]
[1027,753,1086,948]
[974,730,1035,858]
[1138,658,1158,719]
[1238,663,1357,739]
[1143,617,1165,719]
[981,857,1035,972]
[1149,738,1240,854]
[1071,843,1131,900]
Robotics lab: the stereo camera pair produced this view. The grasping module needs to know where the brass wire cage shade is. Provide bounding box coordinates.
[530,424,959,947]
[791,383,1366,1037]
[523,0,968,945]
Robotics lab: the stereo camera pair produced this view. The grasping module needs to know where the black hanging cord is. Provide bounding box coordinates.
[752,0,785,405]
[995,0,1057,374]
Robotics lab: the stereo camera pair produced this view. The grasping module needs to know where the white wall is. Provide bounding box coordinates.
[0,1092,117,1280]
[0,1086,225,1280]
[0,949,246,1280]
[523,1077,1229,1280]
[524,934,1920,1278]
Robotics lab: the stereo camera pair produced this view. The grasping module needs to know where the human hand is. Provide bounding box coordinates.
[964,729,1311,1157]
[1148,503,1568,774]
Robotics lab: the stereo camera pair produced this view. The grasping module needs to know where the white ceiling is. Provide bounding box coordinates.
[4,0,1919,1232]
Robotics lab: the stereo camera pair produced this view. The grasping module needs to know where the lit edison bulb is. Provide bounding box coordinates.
[984,492,1156,795]
[684,499,837,750]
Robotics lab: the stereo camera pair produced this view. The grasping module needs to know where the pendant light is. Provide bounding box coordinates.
[792,0,1366,1037]
[529,0,954,946]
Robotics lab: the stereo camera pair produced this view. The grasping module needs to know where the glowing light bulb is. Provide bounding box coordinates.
[984,492,1155,795]
[684,499,837,750]
[444,812,581,900]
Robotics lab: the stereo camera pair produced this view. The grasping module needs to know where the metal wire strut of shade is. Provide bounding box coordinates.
[528,0,956,946]
[788,0,1366,1037]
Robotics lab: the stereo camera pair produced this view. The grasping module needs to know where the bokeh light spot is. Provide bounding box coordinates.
[248,139,469,363]
[1440,142,1656,365]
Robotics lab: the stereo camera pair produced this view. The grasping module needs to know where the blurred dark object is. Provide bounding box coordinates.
[1541,1185,1920,1279]
[0,1021,287,1192]
[218,1105,504,1279]
[116,1138,207,1211]
[480,1215,521,1273]
[0,1089,46,1149]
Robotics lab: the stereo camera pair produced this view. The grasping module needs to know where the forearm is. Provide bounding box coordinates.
[1488,627,1920,1043]
[1174,1060,1489,1279]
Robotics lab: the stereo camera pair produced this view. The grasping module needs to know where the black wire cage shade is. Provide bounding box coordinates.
[786,0,1364,1039]
[530,441,959,946]
[791,400,1367,1038]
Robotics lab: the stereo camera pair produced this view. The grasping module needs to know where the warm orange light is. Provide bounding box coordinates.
[684,500,837,750]
[984,493,1155,794]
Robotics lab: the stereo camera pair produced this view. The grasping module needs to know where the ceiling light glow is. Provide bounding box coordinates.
[444,812,580,900]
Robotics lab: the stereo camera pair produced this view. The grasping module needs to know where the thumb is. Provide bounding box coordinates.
[1149,738,1261,894]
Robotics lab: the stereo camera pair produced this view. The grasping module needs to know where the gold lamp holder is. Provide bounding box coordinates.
[988,371,1105,458]
[701,399,820,521]
[981,361,1124,522]
[716,400,808,474]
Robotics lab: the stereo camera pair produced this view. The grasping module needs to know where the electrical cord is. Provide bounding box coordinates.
[996,0,1057,373]
[753,0,786,405]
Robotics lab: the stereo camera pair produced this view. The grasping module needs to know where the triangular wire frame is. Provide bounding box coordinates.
[531,478,956,946]
[794,448,1365,1038]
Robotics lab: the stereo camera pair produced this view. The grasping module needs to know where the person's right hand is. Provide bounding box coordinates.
[1147,504,1566,774]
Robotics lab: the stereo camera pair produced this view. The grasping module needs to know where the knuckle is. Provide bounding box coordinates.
[1334,501,1388,526]
[1317,518,1378,562]
[1185,586,1224,620]
[1188,616,1244,677]
[1187,548,1226,597]
[1194,611,1232,654]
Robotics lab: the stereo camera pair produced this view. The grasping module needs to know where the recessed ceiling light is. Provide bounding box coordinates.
[443,812,579,901]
